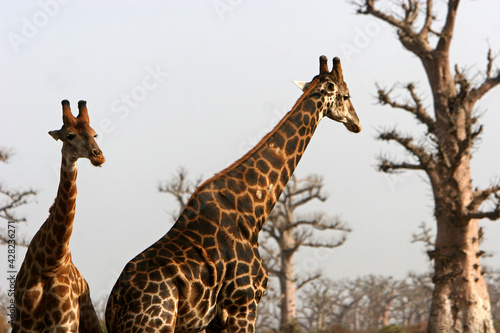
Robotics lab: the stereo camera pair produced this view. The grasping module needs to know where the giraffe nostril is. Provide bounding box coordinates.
[92,149,102,156]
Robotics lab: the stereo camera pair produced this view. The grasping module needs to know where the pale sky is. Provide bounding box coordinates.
[1,0,500,305]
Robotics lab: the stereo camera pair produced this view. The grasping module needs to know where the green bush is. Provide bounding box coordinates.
[375,324,406,333]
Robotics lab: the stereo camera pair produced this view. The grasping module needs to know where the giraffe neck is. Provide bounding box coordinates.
[42,152,78,267]
[198,84,324,240]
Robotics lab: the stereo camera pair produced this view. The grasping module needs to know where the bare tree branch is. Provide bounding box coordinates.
[353,0,432,56]
[293,228,313,252]
[1,148,37,246]
[377,83,435,131]
[378,158,424,173]
[296,272,321,290]
[302,236,347,249]
[284,214,350,233]
[262,223,282,242]
[377,129,435,171]
[467,49,500,104]
[486,48,495,80]
[158,167,202,220]
[468,184,500,211]
[281,176,327,208]
[0,187,37,219]
[435,0,459,53]
[465,194,500,221]
[418,0,434,39]
[354,0,410,32]
[259,242,281,277]
[411,221,435,250]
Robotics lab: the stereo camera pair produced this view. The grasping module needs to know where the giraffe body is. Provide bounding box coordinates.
[13,100,104,332]
[106,56,360,333]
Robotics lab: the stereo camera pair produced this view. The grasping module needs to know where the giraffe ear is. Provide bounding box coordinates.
[49,130,61,141]
[292,80,309,91]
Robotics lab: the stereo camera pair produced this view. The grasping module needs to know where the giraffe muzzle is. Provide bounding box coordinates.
[90,148,105,166]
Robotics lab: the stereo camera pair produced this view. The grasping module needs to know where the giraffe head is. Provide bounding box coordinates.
[294,55,361,133]
[49,100,105,166]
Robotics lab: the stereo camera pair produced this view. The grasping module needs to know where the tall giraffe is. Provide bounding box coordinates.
[13,100,105,332]
[106,56,361,333]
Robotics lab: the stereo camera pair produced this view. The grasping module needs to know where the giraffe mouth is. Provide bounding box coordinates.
[328,113,361,133]
[344,121,361,133]
[90,155,105,166]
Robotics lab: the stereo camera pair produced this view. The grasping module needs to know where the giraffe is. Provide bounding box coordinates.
[106,55,361,333]
[13,100,105,332]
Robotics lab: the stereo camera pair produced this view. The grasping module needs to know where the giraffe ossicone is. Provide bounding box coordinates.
[106,55,361,333]
[13,100,104,332]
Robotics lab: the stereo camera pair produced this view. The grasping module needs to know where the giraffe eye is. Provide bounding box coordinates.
[343,94,350,101]
[66,133,76,140]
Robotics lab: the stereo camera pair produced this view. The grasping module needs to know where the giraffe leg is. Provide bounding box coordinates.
[213,308,258,333]
[210,293,261,333]
[212,273,266,333]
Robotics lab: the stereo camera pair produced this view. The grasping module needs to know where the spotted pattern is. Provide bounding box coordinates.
[105,56,360,333]
[13,100,104,332]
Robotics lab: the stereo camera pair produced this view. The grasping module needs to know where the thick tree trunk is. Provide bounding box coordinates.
[427,155,494,332]
[419,42,495,331]
[381,294,395,326]
[279,229,297,333]
[317,313,325,331]
[429,215,494,332]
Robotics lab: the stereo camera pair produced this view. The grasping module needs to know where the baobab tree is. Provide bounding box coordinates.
[260,175,350,333]
[352,0,500,332]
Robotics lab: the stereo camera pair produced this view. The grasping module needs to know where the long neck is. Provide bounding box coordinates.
[42,152,78,267]
[199,84,323,236]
